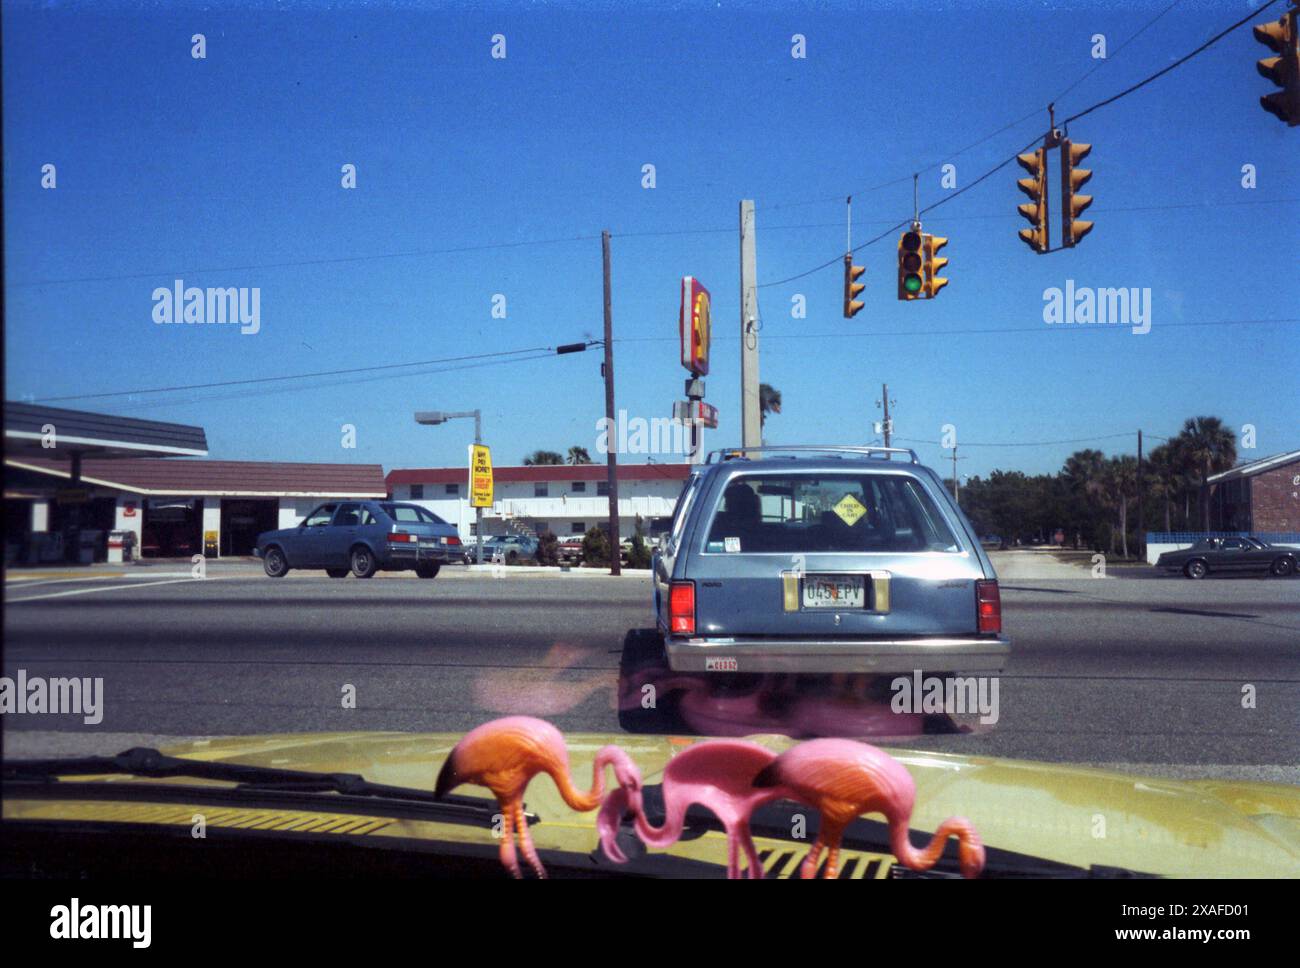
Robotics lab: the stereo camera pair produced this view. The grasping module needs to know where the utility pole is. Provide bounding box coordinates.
[952,446,959,503]
[881,383,892,447]
[1136,429,1144,562]
[739,200,761,451]
[602,230,621,576]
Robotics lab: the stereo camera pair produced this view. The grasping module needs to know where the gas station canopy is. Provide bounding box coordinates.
[4,402,208,461]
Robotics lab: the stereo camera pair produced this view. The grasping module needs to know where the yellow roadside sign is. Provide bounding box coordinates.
[470,444,493,508]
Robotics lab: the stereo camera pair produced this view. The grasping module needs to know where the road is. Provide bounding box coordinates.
[4,554,1298,783]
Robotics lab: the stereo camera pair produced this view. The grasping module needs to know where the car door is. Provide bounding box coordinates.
[1216,537,1251,573]
[295,503,339,566]
[329,503,365,567]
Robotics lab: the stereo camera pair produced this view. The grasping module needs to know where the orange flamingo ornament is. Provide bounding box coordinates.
[434,716,638,879]
[753,738,986,879]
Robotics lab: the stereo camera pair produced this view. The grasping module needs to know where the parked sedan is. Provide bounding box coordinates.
[481,534,538,564]
[254,501,462,579]
[1155,535,1297,579]
[650,445,1010,675]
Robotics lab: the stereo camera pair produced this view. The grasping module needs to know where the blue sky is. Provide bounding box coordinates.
[4,0,1297,478]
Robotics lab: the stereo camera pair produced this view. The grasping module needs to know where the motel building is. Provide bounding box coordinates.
[385,462,692,542]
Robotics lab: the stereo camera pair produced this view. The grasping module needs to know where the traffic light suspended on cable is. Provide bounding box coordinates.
[1016,148,1049,253]
[1253,6,1300,126]
[897,229,924,300]
[922,234,949,298]
[1060,139,1094,247]
[843,254,866,318]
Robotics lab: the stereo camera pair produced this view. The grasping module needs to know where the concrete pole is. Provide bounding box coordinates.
[739,200,761,451]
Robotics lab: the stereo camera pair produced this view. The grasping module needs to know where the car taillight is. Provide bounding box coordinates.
[976,580,1001,634]
[446,536,462,546]
[669,581,695,635]
[387,532,415,543]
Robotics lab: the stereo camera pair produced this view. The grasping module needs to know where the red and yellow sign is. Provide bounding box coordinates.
[679,276,711,376]
[469,444,494,508]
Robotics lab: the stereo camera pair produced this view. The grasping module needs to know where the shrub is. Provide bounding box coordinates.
[582,526,610,567]
[626,515,653,569]
[535,530,559,566]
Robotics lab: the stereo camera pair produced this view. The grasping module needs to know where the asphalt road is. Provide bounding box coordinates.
[4,557,1298,783]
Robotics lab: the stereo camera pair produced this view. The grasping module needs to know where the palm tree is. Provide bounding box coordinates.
[522,450,565,466]
[1145,443,1177,533]
[1175,417,1236,530]
[1107,455,1138,559]
[759,383,782,428]
[567,446,593,465]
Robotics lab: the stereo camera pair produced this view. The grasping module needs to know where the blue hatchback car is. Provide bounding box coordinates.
[651,446,1010,675]
[254,501,462,579]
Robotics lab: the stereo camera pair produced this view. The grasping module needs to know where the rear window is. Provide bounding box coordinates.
[702,474,960,554]
[379,503,446,525]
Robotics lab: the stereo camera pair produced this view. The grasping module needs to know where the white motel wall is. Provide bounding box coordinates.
[385,464,693,540]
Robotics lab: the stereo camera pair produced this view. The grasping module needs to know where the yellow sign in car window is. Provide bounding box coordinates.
[833,493,867,526]
[470,444,493,508]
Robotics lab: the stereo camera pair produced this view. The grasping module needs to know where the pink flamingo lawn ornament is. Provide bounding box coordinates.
[433,716,638,879]
[752,738,986,879]
[597,740,788,879]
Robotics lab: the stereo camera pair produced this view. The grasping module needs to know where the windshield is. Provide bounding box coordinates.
[3,0,1298,896]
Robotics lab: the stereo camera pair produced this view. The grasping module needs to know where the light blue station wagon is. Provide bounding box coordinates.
[651,446,1011,675]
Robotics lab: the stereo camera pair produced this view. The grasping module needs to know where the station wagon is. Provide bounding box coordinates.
[651,446,1011,675]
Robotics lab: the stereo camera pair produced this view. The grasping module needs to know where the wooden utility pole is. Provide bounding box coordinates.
[602,230,621,575]
[952,446,959,503]
[739,200,761,450]
[881,383,892,447]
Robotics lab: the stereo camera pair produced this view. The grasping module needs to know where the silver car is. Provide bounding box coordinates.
[651,446,1010,675]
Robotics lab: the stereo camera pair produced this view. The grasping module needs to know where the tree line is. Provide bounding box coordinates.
[953,416,1239,558]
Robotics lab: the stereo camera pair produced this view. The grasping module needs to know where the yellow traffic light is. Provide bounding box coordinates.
[922,234,949,298]
[843,254,866,318]
[1060,139,1094,248]
[1016,148,1049,253]
[897,229,923,301]
[1254,8,1300,126]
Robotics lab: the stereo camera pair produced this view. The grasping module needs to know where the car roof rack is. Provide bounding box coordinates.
[704,445,920,465]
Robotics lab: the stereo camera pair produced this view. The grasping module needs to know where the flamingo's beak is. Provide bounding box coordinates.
[433,756,460,799]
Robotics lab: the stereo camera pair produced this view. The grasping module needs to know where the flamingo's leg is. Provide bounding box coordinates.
[497,805,522,879]
[799,837,825,879]
[514,802,547,880]
[725,825,741,879]
[823,844,842,880]
[737,821,764,879]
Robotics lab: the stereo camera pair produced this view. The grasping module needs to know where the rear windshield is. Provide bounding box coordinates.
[380,503,446,525]
[703,474,960,554]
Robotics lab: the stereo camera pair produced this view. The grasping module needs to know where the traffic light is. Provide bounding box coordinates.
[1016,148,1049,253]
[843,254,866,318]
[1254,6,1300,126]
[897,229,923,300]
[1059,139,1094,248]
[922,234,949,298]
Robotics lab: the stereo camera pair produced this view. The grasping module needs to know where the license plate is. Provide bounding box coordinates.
[419,539,437,547]
[802,575,866,609]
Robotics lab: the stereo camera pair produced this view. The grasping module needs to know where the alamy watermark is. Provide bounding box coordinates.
[0,670,103,725]
[1043,280,1150,334]
[152,279,260,334]
[890,671,999,725]
[596,409,693,456]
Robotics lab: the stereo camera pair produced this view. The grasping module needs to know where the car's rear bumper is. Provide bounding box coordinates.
[664,633,1010,674]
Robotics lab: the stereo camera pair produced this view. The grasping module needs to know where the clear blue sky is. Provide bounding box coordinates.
[4,0,1297,478]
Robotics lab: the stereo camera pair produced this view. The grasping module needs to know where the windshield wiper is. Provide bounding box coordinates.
[621,786,1157,879]
[3,746,537,828]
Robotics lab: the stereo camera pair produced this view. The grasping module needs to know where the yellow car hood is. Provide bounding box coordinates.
[7,731,1300,878]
